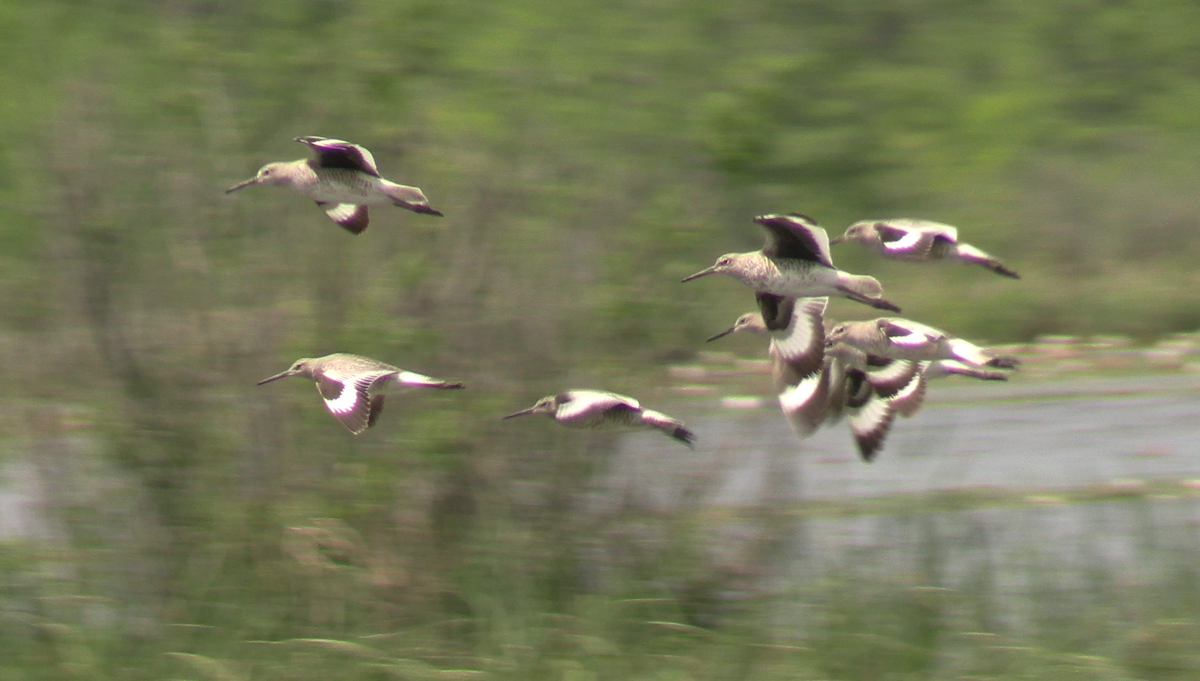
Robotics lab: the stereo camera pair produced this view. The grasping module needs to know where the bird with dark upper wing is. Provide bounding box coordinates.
[227,136,442,234]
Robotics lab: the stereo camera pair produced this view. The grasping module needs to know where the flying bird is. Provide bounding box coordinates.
[683,214,901,312]
[708,296,832,438]
[227,136,442,234]
[829,218,1019,278]
[503,390,695,448]
[258,353,464,434]
[825,317,1020,369]
[889,359,1011,418]
[822,341,924,461]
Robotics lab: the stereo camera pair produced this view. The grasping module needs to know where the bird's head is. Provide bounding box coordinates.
[707,312,766,342]
[682,253,739,282]
[226,162,289,193]
[502,394,562,419]
[829,222,872,245]
[257,358,314,385]
[825,322,851,347]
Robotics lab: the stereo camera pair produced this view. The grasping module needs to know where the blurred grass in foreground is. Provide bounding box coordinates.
[2,462,1198,681]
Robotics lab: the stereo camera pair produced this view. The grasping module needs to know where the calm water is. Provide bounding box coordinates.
[603,376,1200,621]
[7,377,1200,587]
[610,375,1200,504]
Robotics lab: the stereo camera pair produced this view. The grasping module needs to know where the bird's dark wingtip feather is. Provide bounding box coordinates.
[410,204,444,217]
[673,426,697,449]
[857,435,883,462]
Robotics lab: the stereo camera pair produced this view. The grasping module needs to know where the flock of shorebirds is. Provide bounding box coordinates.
[233,136,1020,460]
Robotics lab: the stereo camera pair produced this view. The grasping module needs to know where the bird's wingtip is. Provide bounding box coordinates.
[410,204,444,217]
[673,426,697,449]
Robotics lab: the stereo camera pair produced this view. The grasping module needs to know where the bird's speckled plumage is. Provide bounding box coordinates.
[683,214,901,312]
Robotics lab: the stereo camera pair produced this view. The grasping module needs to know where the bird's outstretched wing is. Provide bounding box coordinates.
[753,214,834,267]
[296,136,382,177]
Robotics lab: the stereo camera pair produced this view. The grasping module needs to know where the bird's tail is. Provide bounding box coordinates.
[394,371,466,389]
[985,355,1020,370]
[983,260,1020,279]
[641,409,696,448]
[836,272,901,312]
[931,360,1009,380]
[945,339,1019,370]
[956,243,1020,279]
[382,181,444,216]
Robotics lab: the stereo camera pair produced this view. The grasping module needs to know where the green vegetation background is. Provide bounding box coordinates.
[2,1,1199,679]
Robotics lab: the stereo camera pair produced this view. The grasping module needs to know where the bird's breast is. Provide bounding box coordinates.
[308,170,388,204]
[758,259,835,296]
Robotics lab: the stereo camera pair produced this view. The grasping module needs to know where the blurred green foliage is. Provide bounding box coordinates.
[2,0,1200,679]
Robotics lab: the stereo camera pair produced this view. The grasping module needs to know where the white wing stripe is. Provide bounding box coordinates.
[890,331,931,348]
[556,394,627,421]
[881,228,924,253]
[869,359,914,383]
[849,396,891,436]
[811,226,833,266]
[773,317,816,359]
[778,374,824,412]
[323,381,361,415]
[325,203,359,222]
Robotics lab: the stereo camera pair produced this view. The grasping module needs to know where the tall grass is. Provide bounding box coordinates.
[4,423,1199,681]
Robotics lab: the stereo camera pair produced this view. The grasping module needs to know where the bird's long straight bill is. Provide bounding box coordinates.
[706,326,737,342]
[256,370,296,385]
[827,235,845,245]
[501,408,536,420]
[225,177,257,194]
[681,266,718,283]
